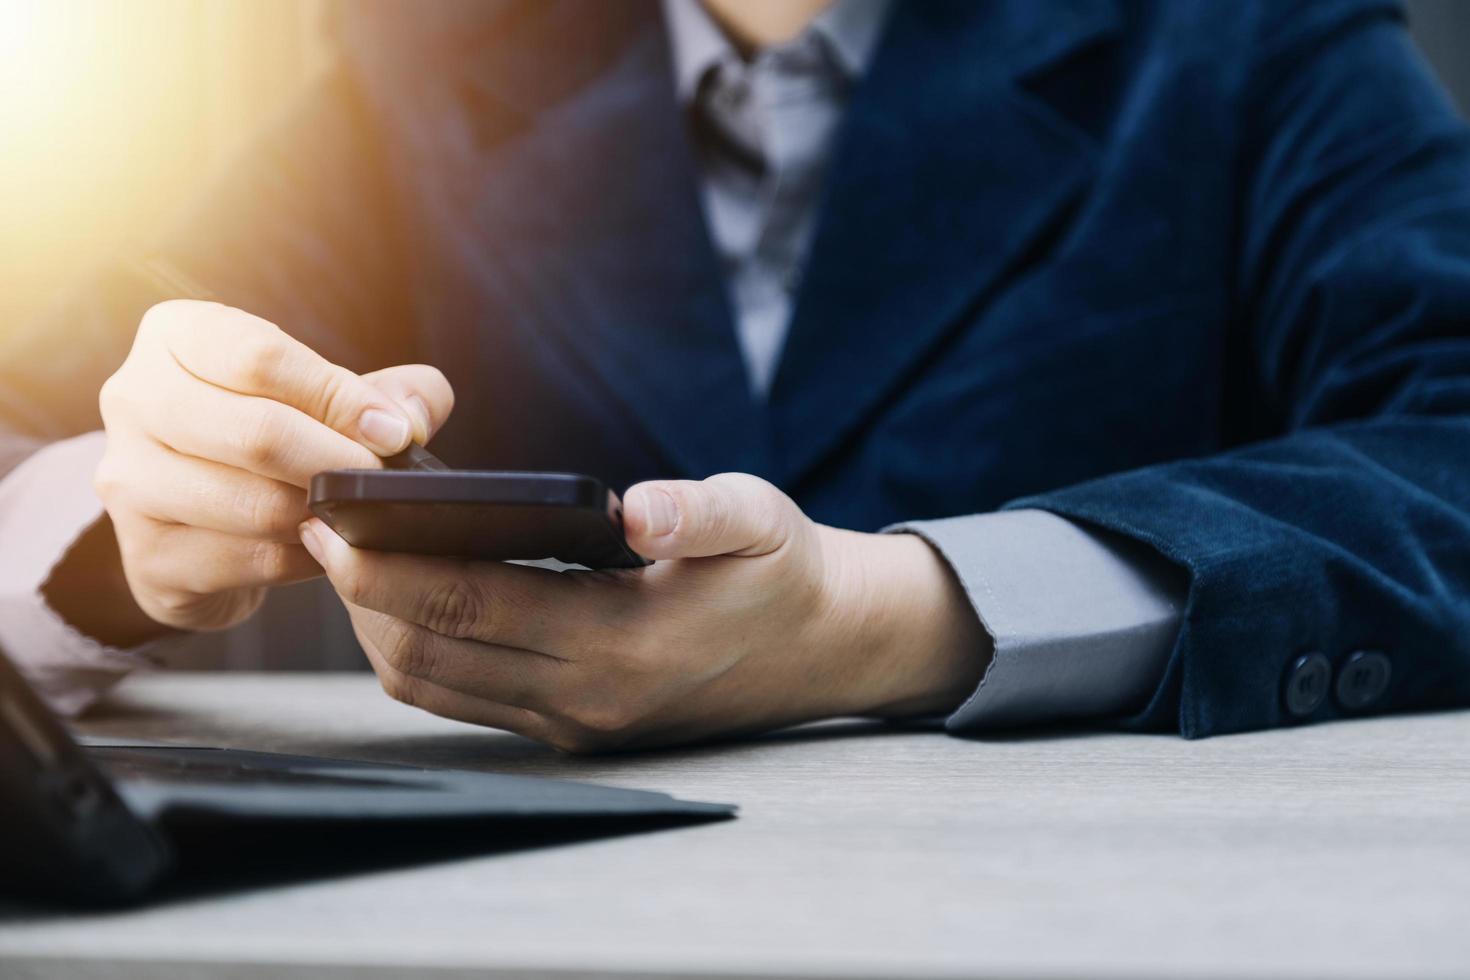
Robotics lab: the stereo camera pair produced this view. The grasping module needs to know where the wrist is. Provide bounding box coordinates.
[817,526,989,719]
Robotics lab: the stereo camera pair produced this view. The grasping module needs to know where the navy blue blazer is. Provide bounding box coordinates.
[3,0,1469,737]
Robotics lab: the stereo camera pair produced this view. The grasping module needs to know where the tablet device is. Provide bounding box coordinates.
[0,641,733,906]
[308,470,650,569]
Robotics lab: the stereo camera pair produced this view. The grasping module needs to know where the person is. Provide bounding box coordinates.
[2,0,1468,752]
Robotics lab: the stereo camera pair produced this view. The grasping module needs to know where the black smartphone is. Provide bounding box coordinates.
[308,470,651,569]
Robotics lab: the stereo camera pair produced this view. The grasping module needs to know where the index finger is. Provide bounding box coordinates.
[300,518,584,654]
[148,301,416,456]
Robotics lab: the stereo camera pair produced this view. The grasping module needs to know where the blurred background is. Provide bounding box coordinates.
[0,0,327,335]
[1,0,1468,337]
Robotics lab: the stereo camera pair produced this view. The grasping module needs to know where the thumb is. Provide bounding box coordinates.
[361,364,456,445]
[623,473,800,559]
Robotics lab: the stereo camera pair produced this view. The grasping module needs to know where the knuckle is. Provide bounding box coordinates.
[381,620,436,679]
[701,478,748,536]
[97,372,145,427]
[113,529,150,572]
[378,669,418,708]
[314,370,352,427]
[248,540,294,582]
[423,364,452,398]
[333,558,371,605]
[754,503,788,545]
[501,710,551,744]
[97,374,122,420]
[550,733,600,755]
[137,300,185,341]
[148,591,257,632]
[137,580,176,616]
[743,475,784,514]
[613,638,663,678]
[717,471,779,505]
[234,325,289,391]
[124,535,176,588]
[243,483,303,534]
[332,552,382,605]
[418,578,485,639]
[417,365,455,415]
[92,455,124,505]
[330,552,373,605]
[720,472,791,549]
[696,498,734,546]
[566,697,636,739]
[548,725,620,755]
[236,407,288,471]
[724,472,779,512]
[140,299,221,353]
[142,586,206,622]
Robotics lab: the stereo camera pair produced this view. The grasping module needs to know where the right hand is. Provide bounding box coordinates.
[91,300,454,635]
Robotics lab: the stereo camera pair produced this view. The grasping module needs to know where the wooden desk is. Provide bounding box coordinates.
[2,673,1467,979]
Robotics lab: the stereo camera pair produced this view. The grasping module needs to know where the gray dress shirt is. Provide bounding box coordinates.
[663,0,1187,729]
[665,0,890,395]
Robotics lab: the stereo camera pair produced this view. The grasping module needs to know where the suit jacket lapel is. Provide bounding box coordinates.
[344,0,1119,486]
[769,0,1123,486]
[475,24,772,480]
[357,0,771,481]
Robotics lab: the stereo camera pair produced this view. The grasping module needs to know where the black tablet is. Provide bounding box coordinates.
[0,640,732,906]
[308,470,651,569]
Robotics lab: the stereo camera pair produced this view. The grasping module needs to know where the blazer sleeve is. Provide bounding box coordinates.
[999,0,1470,738]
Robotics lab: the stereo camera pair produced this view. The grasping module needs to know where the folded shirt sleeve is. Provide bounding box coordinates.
[886,508,1187,731]
[0,431,171,716]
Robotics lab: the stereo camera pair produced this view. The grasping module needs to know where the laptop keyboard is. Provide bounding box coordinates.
[89,745,411,789]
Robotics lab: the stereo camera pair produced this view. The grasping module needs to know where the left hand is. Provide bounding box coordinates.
[300,473,987,752]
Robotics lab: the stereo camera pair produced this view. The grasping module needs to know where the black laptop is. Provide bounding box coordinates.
[0,643,734,905]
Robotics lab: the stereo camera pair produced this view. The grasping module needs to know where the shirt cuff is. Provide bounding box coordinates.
[885,508,1186,731]
[0,431,163,715]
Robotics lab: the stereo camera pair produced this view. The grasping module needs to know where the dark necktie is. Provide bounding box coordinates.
[689,58,767,177]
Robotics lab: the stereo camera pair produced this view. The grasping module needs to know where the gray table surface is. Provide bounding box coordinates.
[1,673,1468,980]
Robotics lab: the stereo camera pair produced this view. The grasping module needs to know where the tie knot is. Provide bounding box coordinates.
[692,58,767,176]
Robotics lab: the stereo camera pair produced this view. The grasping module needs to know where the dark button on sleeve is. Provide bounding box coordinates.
[1283,652,1332,718]
[1334,650,1392,711]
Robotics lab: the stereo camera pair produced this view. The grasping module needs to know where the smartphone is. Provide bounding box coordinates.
[308,470,651,569]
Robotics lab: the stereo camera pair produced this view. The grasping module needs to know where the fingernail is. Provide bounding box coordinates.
[359,408,410,454]
[637,488,679,537]
[298,520,326,563]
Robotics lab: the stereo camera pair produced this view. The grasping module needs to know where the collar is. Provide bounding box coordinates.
[660,0,892,104]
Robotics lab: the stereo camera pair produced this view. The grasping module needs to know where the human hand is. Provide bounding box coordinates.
[300,473,987,752]
[84,300,454,640]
